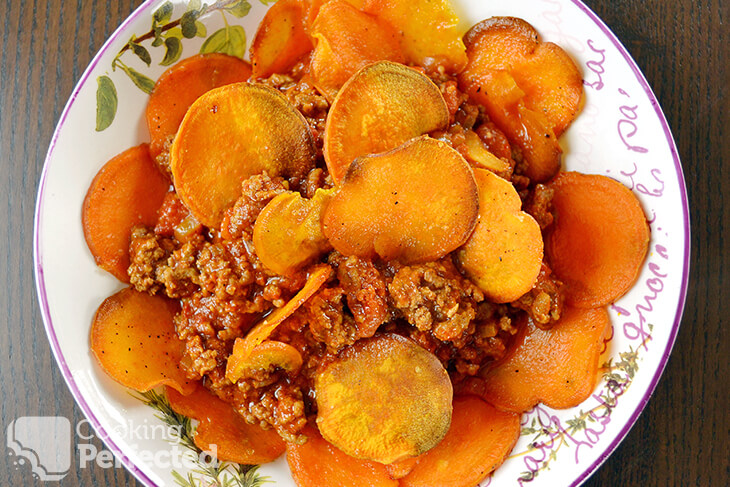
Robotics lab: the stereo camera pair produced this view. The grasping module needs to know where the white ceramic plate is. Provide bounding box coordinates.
[35,0,689,485]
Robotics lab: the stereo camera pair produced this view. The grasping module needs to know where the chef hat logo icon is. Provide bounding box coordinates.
[6,416,71,481]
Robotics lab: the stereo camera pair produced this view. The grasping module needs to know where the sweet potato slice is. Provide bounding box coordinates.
[460,129,512,175]
[357,0,468,73]
[82,144,169,282]
[250,0,314,79]
[310,1,404,96]
[226,265,332,383]
[546,172,650,307]
[315,333,452,464]
[461,17,584,137]
[400,395,521,487]
[323,61,448,184]
[455,168,543,303]
[146,54,252,161]
[385,457,420,480]
[166,384,285,464]
[322,136,478,264]
[480,306,611,412]
[287,426,398,487]
[235,340,304,379]
[90,288,195,394]
[460,17,583,182]
[253,188,334,276]
[170,83,315,227]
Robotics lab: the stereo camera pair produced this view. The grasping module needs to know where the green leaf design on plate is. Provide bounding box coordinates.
[165,26,184,40]
[195,20,207,38]
[187,0,202,12]
[153,1,174,23]
[180,11,199,39]
[161,37,183,66]
[118,64,156,94]
[257,0,278,5]
[200,25,247,60]
[129,41,152,66]
[95,75,117,131]
[151,23,164,46]
[226,0,252,18]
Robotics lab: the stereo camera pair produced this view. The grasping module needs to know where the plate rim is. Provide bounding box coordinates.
[32,1,691,486]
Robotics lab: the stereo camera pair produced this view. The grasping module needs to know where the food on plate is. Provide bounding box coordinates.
[82,144,169,282]
[83,0,651,484]
[546,171,651,308]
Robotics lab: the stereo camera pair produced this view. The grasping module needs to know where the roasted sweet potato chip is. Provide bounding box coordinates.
[234,340,304,379]
[456,168,543,303]
[82,144,169,282]
[323,61,448,184]
[400,395,521,487]
[170,83,315,227]
[480,307,611,412]
[310,1,404,96]
[322,136,478,264]
[250,0,314,79]
[315,333,452,464]
[253,188,334,276]
[287,426,398,487]
[546,172,650,307]
[226,265,332,383]
[90,288,195,394]
[459,129,512,176]
[356,0,468,73]
[460,17,584,182]
[166,384,285,464]
[146,54,252,161]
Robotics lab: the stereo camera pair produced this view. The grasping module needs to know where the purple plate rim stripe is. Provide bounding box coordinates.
[33,1,161,486]
[566,1,690,485]
[32,1,691,487]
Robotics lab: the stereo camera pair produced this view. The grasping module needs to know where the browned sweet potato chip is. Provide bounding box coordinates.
[400,395,521,487]
[226,265,332,383]
[322,136,478,264]
[356,0,468,73]
[323,61,448,184]
[82,144,169,282]
[90,288,195,394]
[310,1,404,97]
[287,426,398,487]
[146,54,252,162]
[456,168,543,303]
[170,83,315,227]
[166,384,285,464]
[250,0,314,79]
[459,17,584,182]
[253,188,334,276]
[315,333,453,464]
[234,340,304,379]
[546,172,650,307]
[480,306,611,412]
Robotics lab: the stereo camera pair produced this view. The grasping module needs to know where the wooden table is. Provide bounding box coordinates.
[1,0,726,485]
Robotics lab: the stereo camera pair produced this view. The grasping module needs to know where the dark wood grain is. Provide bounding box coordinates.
[0,0,726,485]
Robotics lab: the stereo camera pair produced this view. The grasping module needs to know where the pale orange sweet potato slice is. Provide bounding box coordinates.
[357,0,468,73]
[166,384,285,464]
[82,144,169,282]
[146,54,252,161]
[235,340,304,379]
[400,395,521,487]
[226,265,332,383]
[385,457,420,480]
[546,172,650,308]
[170,83,315,227]
[322,136,478,264]
[315,333,453,464]
[253,188,334,276]
[481,306,612,412]
[90,288,195,394]
[456,168,543,303]
[310,1,404,96]
[323,61,448,184]
[460,129,512,175]
[287,426,398,487]
[250,0,314,79]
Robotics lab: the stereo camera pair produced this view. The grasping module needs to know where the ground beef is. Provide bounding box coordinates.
[388,259,484,343]
[302,286,358,352]
[220,173,289,240]
[523,183,555,230]
[511,263,564,327]
[154,134,175,178]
